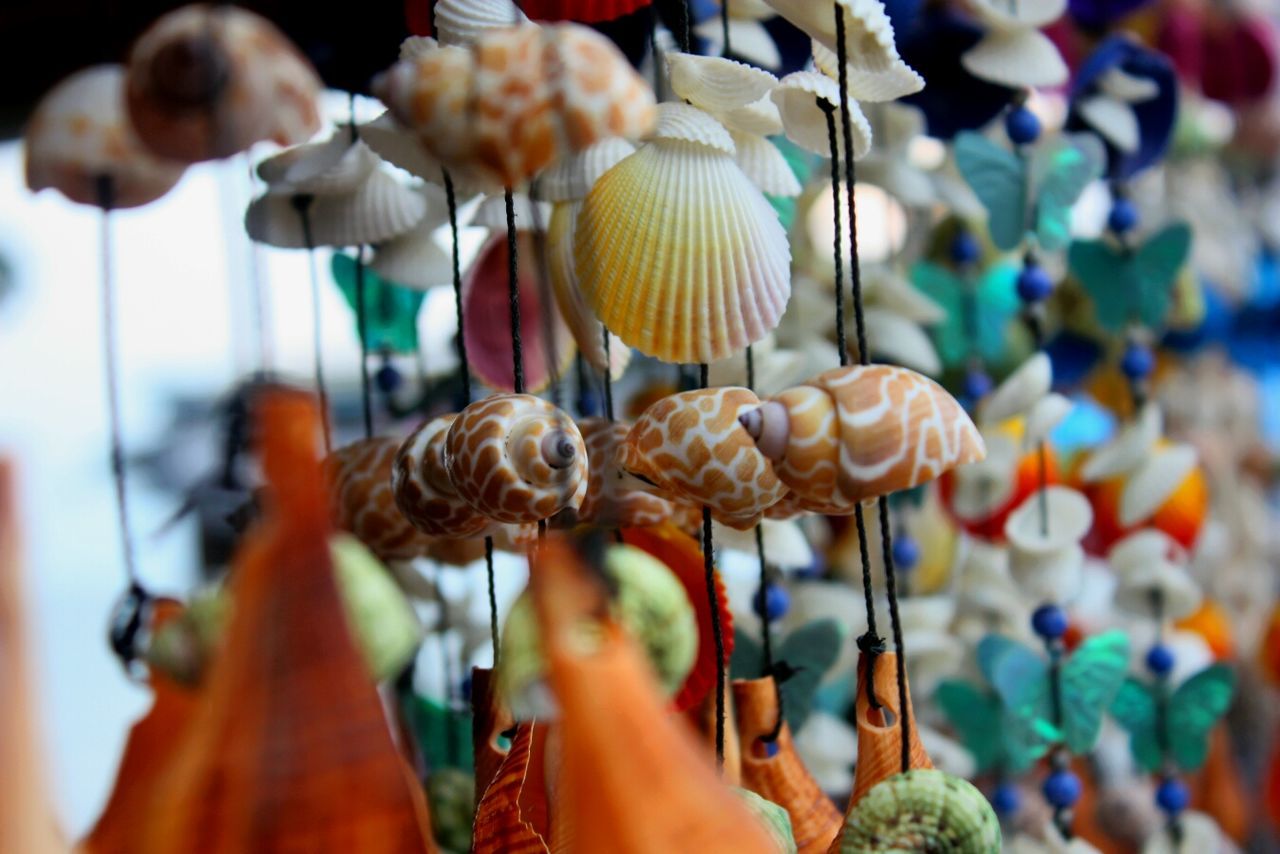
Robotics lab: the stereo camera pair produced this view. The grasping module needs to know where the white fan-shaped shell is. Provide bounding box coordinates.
[576,140,791,363]
[1120,444,1198,527]
[1081,403,1162,482]
[772,71,872,157]
[729,131,800,196]
[370,225,453,290]
[257,136,379,195]
[719,96,786,136]
[1005,486,1093,553]
[981,353,1052,425]
[650,102,736,154]
[961,29,1069,90]
[472,192,552,231]
[897,595,955,632]
[1114,563,1202,620]
[539,138,636,202]
[1109,529,1184,572]
[1024,393,1073,448]
[667,52,779,114]
[866,268,946,324]
[811,42,925,102]
[905,631,965,694]
[947,430,1019,521]
[1078,95,1140,153]
[864,308,941,375]
[245,170,428,248]
[400,35,438,59]
[767,0,900,66]
[970,0,1066,30]
[359,113,499,195]
[434,0,528,47]
[693,18,783,69]
[711,518,814,568]
[957,542,1026,620]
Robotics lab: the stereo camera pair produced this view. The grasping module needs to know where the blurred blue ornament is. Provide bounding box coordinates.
[1108,197,1140,234]
[1049,396,1116,453]
[1043,331,1103,387]
[1145,643,1175,676]
[1156,778,1189,815]
[1017,263,1054,303]
[1162,281,1231,353]
[992,782,1021,817]
[1043,770,1083,808]
[1069,0,1156,33]
[1121,341,1155,379]
[892,535,920,571]
[1031,604,1068,640]
[1005,106,1042,145]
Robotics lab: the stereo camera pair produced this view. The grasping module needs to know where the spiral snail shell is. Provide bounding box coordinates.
[567,418,683,529]
[835,770,1001,853]
[445,395,588,524]
[393,414,497,539]
[324,438,436,564]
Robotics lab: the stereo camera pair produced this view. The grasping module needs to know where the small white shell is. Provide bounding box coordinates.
[947,430,1019,522]
[1120,444,1198,527]
[865,267,946,325]
[718,96,786,136]
[539,138,636,203]
[667,52,779,114]
[772,71,871,157]
[710,518,814,569]
[1099,66,1160,102]
[863,308,942,375]
[1114,563,1202,621]
[434,0,528,48]
[1024,393,1073,448]
[1005,486,1093,554]
[400,35,438,59]
[707,334,807,396]
[729,130,801,197]
[1109,529,1185,572]
[1081,403,1162,482]
[811,42,925,103]
[359,112,500,196]
[956,542,1026,623]
[693,18,783,69]
[767,0,902,69]
[960,29,1069,90]
[244,170,428,248]
[370,224,453,290]
[897,595,955,632]
[1140,811,1230,854]
[1010,541,1085,604]
[981,353,1052,425]
[1077,95,1140,154]
[969,0,1066,30]
[905,629,965,695]
[649,102,736,154]
[471,192,552,231]
[256,136,379,195]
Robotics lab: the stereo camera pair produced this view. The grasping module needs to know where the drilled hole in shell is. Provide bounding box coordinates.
[864,702,899,729]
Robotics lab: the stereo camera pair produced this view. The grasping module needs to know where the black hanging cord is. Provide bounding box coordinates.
[834,5,868,364]
[720,0,731,57]
[820,101,848,367]
[878,493,911,770]
[527,184,563,408]
[354,244,374,439]
[677,0,693,53]
[602,327,616,422]
[292,194,332,453]
[504,189,526,396]
[485,536,500,666]
[696,360,727,768]
[443,172,472,403]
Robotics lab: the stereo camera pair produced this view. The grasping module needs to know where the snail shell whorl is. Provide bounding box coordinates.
[324,438,434,563]
[765,385,848,513]
[619,387,787,529]
[836,770,1001,854]
[445,395,588,524]
[575,418,678,528]
[393,414,496,539]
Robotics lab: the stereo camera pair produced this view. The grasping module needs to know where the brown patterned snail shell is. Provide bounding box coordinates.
[393,414,497,539]
[569,418,680,529]
[324,437,435,564]
[445,395,588,525]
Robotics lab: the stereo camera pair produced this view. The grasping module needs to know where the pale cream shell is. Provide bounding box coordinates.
[693,18,783,69]
[649,102,737,154]
[960,29,1069,90]
[1023,393,1073,449]
[434,0,529,48]
[256,136,379,196]
[244,170,429,248]
[539,138,636,202]
[359,112,500,196]
[812,42,925,103]
[1119,444,1198,527]
[707,334,807,396]
[956,542,1026,621]
[771,71,872,158]
[1077,95,1140,154]
[729,130,801,197]
[718,96,786,137]
[1009,541,1085,604]
[981,352,1052,425]
[865,267,946,324]
[1108,528,1184,573]
[400,35,438,59]
[1081,403,1162,482]
[711,518,814,569]
[897,595,955,633]
[370,223,453,291]
[472,192,552,231]
[863,308,941,375]
[1140,811,1228,854]
[24,64,186,209]
[667,52,779,114]
[547,200,631,378]
[1113,562,1202,621]
[1005,486,1093,553]
[947,430,1018,522]
[766,0,900,67]
[575,139,791,363]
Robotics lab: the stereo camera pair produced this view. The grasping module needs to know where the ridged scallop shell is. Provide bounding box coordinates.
[862,308,942,375]
[836,770,1001,853]
[1081,403,1161,482]
[539,137,636,202]
[811,41,925,103]
[393,415,497,539]
[766,0,900,68]
[730,131,802,197]
[960,29,1069,90]
[733,678,842,854]
[244,169,429,248]
[547,201,631,378]
[471,719,551,851]
[359,112,500,195]
[720,96,786,137]
[569,419,678,528]
[1024,393,1073,448]
[694,18,784,70]
[667,53,779,114]
[771,71,872,158]
[981,353,1053,425]
[619,387,789,529]
[472,192,552,231]
[650,102,737,153]
[463,232,576,393]
[400,35,438,59]
[576,136,791,363]
[845,650,934,809]
[370,223,453,291]
[24,65,186,209]
[969,0,1066,30]
[445,395,588,524]
[434,0,529,47]
[324,438,437,564]
[125,4,322,163]
[256,136,379,196]
[1120,444,1198,527]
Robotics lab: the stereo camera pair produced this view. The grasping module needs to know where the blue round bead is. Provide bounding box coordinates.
[1146,643,1175,676]
[950,231,981,266]
[1005,106,1042,145]
[1108,197,1139,234]
[1043,770,1082,808]
[964,369,993,401]
[992,782,1021,817]
[892,535,920,570]
[1121,343,1155,380]
[375,362,403,394]
[1155,777,1189,815]
[754,583,790,622]
[1017,264,1054,303]
[1031,604,1068,639]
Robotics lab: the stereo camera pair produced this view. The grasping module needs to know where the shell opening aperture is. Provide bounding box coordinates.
[738,400,790,461]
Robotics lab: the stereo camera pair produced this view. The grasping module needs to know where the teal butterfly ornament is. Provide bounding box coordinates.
[935,678,1047,774]
[911,259,1020,368]
[1110,663,1235,773]
[1068,222,1193,332]
[331,252,426,354]
[978,630,1131,758]
[730,618,845,733]
[955,131,1107,252]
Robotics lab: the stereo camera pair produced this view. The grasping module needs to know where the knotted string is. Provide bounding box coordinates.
[291,194,332,453]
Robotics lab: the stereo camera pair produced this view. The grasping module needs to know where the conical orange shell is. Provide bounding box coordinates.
[472,721,552,852]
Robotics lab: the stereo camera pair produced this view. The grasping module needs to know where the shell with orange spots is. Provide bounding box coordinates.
[393,415,498,539]
[445,395,588,525]
[325,438,437,564]
[571,418,682,529]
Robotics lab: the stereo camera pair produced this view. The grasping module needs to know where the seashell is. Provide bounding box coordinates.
[434,0,529,48]
[569,419,679,528]
[529,537,778,852]
[445,394,588,524]
[811,41,925,103]
[472,192,553,231]
[793,712,859,795]
[720,96,786,137]
[539,137,635,202]
[469,667,516,805]
[400,35,438,59]
[1081,403,1162,482]
[576,132,791,363]
[771,71,872,158]
[394,415,498,539]
[546,200,631,378]
[1108,528,1186,572]
[969,0,1066,31]
[650,102,738,153]
[960,29,1069,90]
[1077,95,1141,154]
[325,437,438,564]
[733,677,843,854]
[861,308,942,375]
[667,53,780,115]
[471,719,551,851]
[981,353,1053,425]
[694,18,784,70]
[765,0,903,70]
[24,65,186,209]
[1120,444,1198,527]
[711,518,815,569]
[897,595,955,633]
[256,136,378,196]
[618,387,789,529]
[329,534,424,680]
[370,222,453,291]
[462,232,576,393]
[359,112,500,195]
[244,169,429,248]
[125,4,322,163]
[843,650,933,810]
[708,334,808,398]
[1114,561,1201,620]
[730,130,802,197]
[835,770,1002,853]
[1024,393,1073,448]
[865,267,946,325]
[1140,810,1230,854]
[1004,487,1092,602]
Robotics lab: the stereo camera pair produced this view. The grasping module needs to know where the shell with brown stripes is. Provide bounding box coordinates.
[569,418,684,528]
[445,394,588,525]
[324,437,435,563]
[393,414,496,539]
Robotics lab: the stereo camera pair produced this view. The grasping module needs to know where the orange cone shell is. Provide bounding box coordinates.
[472,721,552,852]
[471,666,514,805]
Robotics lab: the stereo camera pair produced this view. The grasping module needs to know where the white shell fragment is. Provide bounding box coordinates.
[245,170,428,248]
[981,353,1053,425]
[539,138,637,203]
[433,0,528,48]
[729,131,801,197]
[650,103,737,154]
[1005,487,1093,602]
[811,41,925,103]
[1120,444,1198,527]
[667,53,779,114]
[1081,403,1162,482]
[772,71,872,157]
[1024,393,1073,448]
[960,29,1069,90]
[472,192,552,231]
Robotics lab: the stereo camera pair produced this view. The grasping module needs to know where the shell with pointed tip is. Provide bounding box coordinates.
[730,131,802,196]
[244,170,429,248]
[667,53,779,114]
[539,137,636,202]
[734,677,843,854]
[547,201,631,378]
[571,419,679,528]
[576,134,791,363]
[618,388,789,529]
[811,41,924,103]
[24,65,186,209]
[393,415,497,539]
[844,650,934,812]
[981,353,1053,425]
[125,5,322,163]
[445,395,588,524]
[960,30,1069,90]
[771,71,872,158]
[835,770,1001,853]
[325,438,437,564]
[434,0,529,47]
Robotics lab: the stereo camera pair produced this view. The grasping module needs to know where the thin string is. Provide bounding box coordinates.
[293,195,332,453]
[527,183,563,408]
[243,154,271,372]
[699,361,727,768]
[878,493,911,770]
[834,5,868,363]
[820,101,848,367]
[677,0,692,53]
[443,172,471,403]
[354,244,373,438]
[485,536,499,666]
[504,189,526,395]
[720,0,731,57]
[602,327,616,421]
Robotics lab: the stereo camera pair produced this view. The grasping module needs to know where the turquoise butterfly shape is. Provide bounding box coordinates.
[911,259,1020,368]
[1068,223,1193,332]
[1110,663,1235,773]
